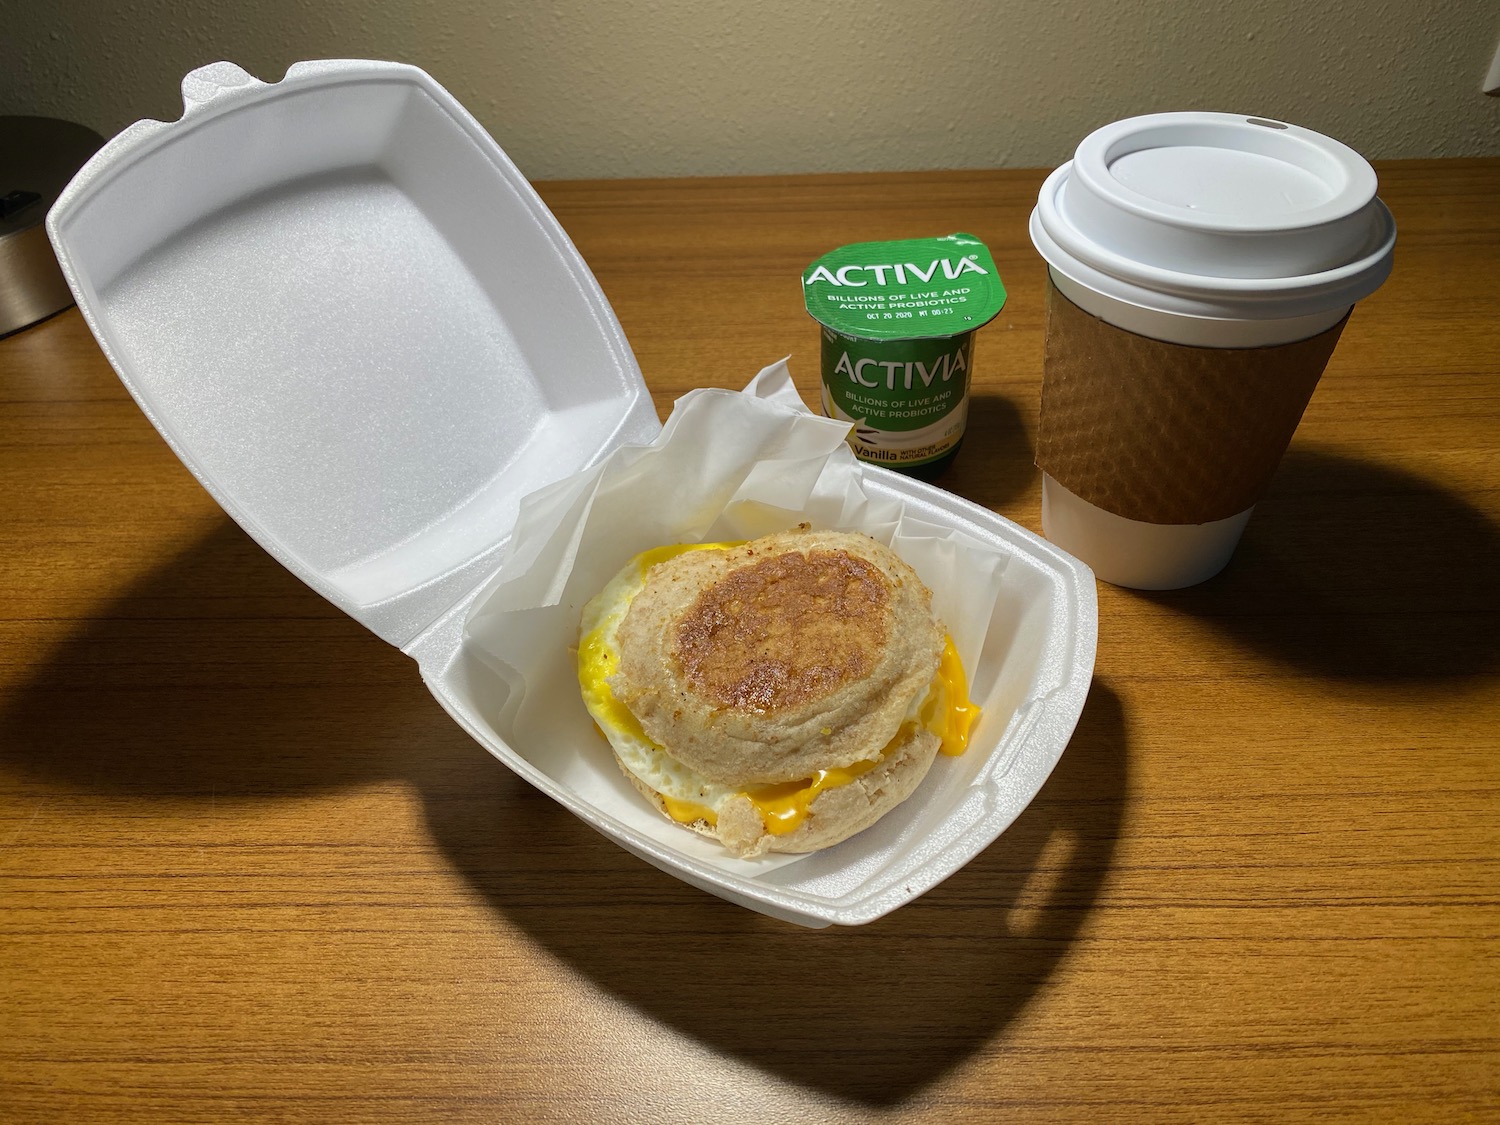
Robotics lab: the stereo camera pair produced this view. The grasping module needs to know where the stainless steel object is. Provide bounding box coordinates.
[1,117,104,335]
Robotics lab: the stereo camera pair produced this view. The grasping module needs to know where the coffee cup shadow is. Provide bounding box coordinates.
[1139,446,1500,682]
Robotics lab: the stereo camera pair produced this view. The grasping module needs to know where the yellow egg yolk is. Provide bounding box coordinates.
[661,794,718,827]
[577,543,980,839]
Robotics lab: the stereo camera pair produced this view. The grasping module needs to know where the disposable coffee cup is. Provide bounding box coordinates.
[1028,112,1396,589]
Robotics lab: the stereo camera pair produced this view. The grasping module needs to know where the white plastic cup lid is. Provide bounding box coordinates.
[1030,112,1396,320]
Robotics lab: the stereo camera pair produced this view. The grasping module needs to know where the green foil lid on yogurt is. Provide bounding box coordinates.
[803,233,1006,474]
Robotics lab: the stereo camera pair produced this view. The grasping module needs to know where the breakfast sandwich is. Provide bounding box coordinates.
[577,525,978,857]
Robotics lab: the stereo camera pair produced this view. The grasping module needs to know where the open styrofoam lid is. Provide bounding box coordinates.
[1031,111,1396,318]
[47,60,659,647]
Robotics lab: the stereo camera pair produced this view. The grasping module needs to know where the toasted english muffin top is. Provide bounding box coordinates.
[613,526,944,787]
[674,543,890,712]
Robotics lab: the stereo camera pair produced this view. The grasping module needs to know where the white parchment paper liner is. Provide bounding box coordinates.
[463,361,1009,875]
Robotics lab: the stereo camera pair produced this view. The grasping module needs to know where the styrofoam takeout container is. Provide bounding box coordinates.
[48,60,1097,927]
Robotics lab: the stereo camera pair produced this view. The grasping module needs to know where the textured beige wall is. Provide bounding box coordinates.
[3,0,1496,179]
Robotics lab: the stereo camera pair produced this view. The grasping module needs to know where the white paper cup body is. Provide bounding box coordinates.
[1029,112,1395,590]
[1041,473,1253,590]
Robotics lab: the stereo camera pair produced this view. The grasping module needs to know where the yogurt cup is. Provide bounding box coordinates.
[803,234,1006,478]
[1028,112,1396,589]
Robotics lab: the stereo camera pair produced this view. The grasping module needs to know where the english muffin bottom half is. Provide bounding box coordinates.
[577,526,970,858]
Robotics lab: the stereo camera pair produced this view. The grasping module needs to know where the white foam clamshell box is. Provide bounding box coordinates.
[48,60,1097,927]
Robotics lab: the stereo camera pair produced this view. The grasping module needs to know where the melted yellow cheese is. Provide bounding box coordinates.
[577,542,981,841]
[928,634,979,757]
[747,737,893,835]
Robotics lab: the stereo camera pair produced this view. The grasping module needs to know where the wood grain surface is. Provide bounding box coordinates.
[2,161,1497,1123]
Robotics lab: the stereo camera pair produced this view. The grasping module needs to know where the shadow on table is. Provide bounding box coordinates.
[1,512,1129,1107]
[1142,447,1500,682]
[0,520,417,798]
[422,683,1128,1106]
[935,391,1036,514]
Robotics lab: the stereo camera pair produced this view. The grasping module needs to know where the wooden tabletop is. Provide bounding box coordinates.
[3,160,1497,1123]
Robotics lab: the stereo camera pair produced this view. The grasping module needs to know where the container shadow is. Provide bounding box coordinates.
[0,516,1128,1107]
[0,520,416,798]
[1142,447,1500,682]
[418,682,1128,1106]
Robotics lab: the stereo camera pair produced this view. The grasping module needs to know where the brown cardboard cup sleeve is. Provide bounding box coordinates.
[1036,280,1347,525]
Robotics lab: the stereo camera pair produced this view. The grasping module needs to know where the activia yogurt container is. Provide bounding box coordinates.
[803,234,1006,477]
